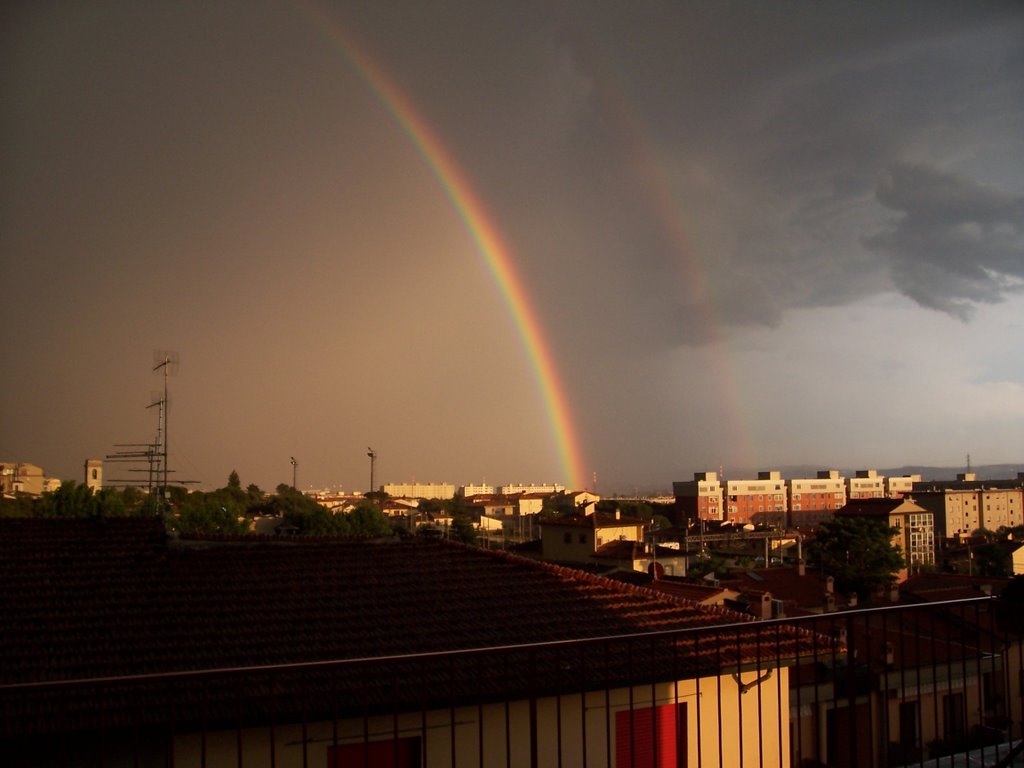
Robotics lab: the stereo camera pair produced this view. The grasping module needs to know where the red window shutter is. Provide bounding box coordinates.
[615,703,686,768]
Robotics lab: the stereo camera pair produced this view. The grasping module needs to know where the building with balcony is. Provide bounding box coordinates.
[886,473,922,498]
[787,470,847,528]
[381,482,455,499]
[847,469,886,499]
[912,473,1024,537]
[724,470,787,527]
[672,471,723,524]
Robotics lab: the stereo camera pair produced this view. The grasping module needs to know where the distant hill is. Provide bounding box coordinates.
[769,464,1024,483]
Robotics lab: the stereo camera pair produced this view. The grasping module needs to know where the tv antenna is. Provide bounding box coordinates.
[153,351,179,509]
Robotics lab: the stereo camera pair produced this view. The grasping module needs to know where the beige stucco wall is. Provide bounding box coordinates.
[177,670,791,767]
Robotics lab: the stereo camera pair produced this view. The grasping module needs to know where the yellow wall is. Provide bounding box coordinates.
[176,669,790,767]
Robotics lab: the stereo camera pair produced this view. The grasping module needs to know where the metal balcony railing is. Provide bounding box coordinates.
[3,597,1024,767]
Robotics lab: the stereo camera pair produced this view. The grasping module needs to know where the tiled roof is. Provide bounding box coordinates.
[836,497,925,517]
[0,518,826,737]
[591,539,643,560]
[720,566,846,613]
[900,572,1008,602]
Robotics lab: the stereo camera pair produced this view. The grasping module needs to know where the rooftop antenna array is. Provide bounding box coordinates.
[105,353,195,515]
[153,351,179,510]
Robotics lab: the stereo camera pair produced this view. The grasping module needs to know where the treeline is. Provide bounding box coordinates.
[0,470,395,538]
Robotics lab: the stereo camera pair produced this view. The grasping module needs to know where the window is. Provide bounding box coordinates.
[578,533,586,544]
[616,703,687,768]
[943,693,966,744]
[899,700,920,752]
[563,532,572,544]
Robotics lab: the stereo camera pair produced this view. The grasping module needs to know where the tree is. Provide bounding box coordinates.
[450,512,477,545]
[228,470,241,490]
[173,493,247,535]
[807,516,905,598]
[246,483,264,508]
[346,502,394,537]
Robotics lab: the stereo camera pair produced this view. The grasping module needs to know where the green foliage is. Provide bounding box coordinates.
[246,483,264,506]
[807,516,905,597]
[346,502,395,537]
[969,542,1011,578]
[652,514,673,530]
[449,512,477,544]
[172,494,247,535]
[227,470,241,490]
[37,480,99,517]
[0,493,36,518]
[541,493,575,517]
[687,554,728,581]
[364,490,390,505]
[0,481,152,519]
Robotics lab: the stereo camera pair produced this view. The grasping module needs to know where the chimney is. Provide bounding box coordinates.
[825,575,834,594]
[890,584,900,603]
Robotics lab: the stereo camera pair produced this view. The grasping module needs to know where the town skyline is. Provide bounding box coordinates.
[3,2,1023,495]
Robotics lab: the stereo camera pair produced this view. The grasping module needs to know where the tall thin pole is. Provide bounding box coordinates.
[153,354,172,513]
[367,448,376,496]
[290,457,298,490]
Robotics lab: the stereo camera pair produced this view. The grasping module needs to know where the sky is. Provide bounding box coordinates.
[3,1,1023,495]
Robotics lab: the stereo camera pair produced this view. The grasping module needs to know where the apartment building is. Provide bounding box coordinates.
[724,470,787,527]
[381,482,455,499]
[886,473,922,498]
[497,483,565,495]
[672,471,723,524]
[847,469,885,499]
[787,470,847,528]
[0,462,46,497]
[912,473,1024,537]
[458,483,494,496]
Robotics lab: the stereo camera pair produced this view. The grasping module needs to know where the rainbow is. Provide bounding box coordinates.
[296,3,586,489]
[565,30,754,471]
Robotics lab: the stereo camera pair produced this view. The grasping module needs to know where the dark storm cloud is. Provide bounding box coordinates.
[372,0,1024,351]
[867,163,1024,319]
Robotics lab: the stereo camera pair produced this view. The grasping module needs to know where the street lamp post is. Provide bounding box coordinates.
[290,456,297,490]
[366,448,376,497]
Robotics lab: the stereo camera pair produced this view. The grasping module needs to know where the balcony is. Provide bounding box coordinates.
[3,596,1024,767]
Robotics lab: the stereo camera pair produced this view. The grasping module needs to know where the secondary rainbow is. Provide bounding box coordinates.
[298,4,586,489]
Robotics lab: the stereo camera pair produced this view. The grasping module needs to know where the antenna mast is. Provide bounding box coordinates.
[153,351,179,512]
[367,447,377,497]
